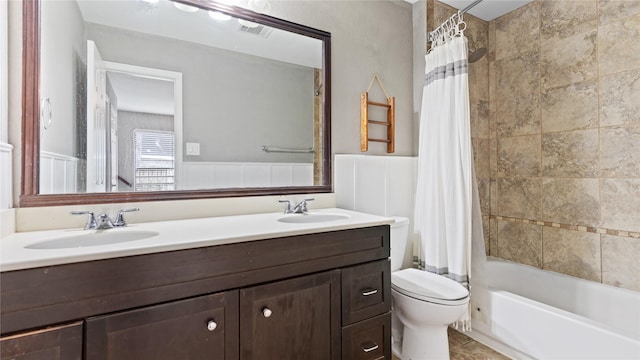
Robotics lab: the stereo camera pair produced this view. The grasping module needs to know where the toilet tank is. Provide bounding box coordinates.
[390,216,410,271]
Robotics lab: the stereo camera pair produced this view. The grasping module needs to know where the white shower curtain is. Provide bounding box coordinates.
[414,35,486,330]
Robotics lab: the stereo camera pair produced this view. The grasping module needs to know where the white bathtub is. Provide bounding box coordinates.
[469,258,640,359]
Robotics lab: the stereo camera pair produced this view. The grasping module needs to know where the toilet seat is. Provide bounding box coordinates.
[392,268,469,306]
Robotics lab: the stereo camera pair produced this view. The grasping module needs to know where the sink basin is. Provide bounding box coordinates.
[277,213,350,224]
[26,230,159,250]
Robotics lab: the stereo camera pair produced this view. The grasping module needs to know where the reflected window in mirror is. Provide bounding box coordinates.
[133,130,176,192]
[21,0,331,206]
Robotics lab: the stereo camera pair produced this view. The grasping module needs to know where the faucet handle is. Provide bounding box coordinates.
[114,208,140,227]
[299,198,315,212]
[70,211,97,230]
[278,200,292,214]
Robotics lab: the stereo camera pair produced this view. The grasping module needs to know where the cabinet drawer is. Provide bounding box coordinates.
[342,259,391,325]
[0,322,82,360]
[342,312,391,360]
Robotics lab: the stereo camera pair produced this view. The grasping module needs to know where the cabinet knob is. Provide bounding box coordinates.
[207,320,217,331]
[262,307,273,318]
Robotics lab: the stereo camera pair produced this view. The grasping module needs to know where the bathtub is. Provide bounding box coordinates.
[468,258,640,359]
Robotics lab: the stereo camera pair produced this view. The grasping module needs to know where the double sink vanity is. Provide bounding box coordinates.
[0,208,393,359]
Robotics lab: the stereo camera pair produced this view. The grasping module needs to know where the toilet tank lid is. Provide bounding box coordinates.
[390,216,409,228]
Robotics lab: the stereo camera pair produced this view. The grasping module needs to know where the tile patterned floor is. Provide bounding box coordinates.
[392,327,511,360]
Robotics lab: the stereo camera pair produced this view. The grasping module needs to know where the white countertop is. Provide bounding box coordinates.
[1,208,393,272]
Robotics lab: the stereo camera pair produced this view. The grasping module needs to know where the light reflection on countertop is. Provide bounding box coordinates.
[1,208,393,272]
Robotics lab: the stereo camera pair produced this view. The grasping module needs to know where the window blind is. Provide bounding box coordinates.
[133,130,175,191]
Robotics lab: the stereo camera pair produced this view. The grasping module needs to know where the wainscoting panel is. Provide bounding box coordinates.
[181,162,313,190]
[39,151,80,194]
[0,142,12,209]
[334,154,417,268]
[334,154,417,219]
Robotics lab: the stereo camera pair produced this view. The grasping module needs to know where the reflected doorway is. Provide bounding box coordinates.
[101,60,183,192]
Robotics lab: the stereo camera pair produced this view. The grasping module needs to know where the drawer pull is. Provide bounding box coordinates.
[207,320,217,331]
[361,342,379,353]
[361,288,378,296]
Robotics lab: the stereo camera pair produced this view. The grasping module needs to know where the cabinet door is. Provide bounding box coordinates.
[240,270,341,360]
[0,322,82,360]
[85,291,238,360]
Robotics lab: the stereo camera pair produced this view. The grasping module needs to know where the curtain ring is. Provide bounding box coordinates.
[457,20,467,34]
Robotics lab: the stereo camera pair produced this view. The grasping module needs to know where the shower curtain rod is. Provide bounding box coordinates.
[459,0,483,15]
[428,0,483,41]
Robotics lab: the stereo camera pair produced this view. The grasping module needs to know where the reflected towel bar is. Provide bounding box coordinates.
[261,145,314,153]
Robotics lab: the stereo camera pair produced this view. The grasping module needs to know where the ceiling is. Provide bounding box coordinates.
[406,0,535,21]
[74,0,321,116]
[76,0,322,69]
[107,72,175,116]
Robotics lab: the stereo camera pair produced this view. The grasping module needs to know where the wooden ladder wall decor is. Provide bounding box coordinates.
[361,74,395,153]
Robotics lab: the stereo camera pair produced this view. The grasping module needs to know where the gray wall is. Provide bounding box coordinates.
[1,1,7,144]
[40,0,85,157]
[85,23,314,164]
[267,0,415,156]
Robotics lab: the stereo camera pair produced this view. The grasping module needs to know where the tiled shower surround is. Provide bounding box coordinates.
[432,0,640,292]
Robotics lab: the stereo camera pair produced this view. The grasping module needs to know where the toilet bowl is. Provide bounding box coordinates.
[389,217,470,360]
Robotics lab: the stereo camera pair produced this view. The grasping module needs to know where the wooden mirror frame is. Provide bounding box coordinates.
[20,0,331,207]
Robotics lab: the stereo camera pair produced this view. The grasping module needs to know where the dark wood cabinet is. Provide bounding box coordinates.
[0,322,82,360]
[1,226,391,359]
[85,291,238,360]
[240,271,341,360]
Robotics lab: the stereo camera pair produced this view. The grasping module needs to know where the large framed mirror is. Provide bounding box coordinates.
[21,0,331,207]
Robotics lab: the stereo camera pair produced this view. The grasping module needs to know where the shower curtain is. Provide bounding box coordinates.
[414,35,486,331]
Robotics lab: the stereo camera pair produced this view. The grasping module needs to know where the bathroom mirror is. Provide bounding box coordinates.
[21,0,331,206]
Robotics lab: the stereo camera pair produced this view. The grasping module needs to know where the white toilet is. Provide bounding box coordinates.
[390,217,470,360]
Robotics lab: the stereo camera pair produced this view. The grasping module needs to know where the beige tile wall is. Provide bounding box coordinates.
[432,0,639,292]
[486,0,640,292]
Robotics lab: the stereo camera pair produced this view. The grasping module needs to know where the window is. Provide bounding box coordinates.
[133,130,175,191]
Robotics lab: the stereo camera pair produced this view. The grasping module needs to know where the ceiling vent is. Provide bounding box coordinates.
[238,24,273,39]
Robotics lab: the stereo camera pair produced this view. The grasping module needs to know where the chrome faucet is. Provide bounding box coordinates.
[71,208,140,230]
[279,198,314,214]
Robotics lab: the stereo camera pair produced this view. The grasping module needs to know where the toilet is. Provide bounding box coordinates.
[390,217,470,360]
